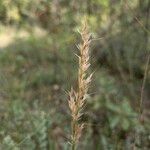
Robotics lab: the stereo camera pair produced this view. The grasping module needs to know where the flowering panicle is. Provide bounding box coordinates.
[68,21,92,150]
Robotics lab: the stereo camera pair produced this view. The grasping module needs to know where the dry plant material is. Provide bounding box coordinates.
[68,21,92,150]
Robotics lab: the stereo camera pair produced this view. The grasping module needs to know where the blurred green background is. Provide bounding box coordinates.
[0,0,150,149]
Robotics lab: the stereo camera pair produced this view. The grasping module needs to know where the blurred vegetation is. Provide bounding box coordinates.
[0,0,150,149]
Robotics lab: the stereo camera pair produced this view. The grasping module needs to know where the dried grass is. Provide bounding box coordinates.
[68,20,92,150]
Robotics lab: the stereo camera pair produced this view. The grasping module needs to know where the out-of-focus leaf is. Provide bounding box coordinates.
[122,119,130,131]
[109,116,120,129]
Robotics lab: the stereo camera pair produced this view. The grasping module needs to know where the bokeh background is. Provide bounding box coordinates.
[0,0,150,149]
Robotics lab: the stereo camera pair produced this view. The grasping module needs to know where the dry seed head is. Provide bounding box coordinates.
[68,20,92,148]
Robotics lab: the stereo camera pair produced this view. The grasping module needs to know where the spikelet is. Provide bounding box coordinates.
[68,20,92,150]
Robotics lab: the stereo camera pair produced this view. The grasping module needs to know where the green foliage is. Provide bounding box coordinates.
[106,99,137,130]
[1,135,19,150]
[31,111,52,150]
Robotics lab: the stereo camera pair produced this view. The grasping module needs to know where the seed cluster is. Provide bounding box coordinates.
[68,21,92,150]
